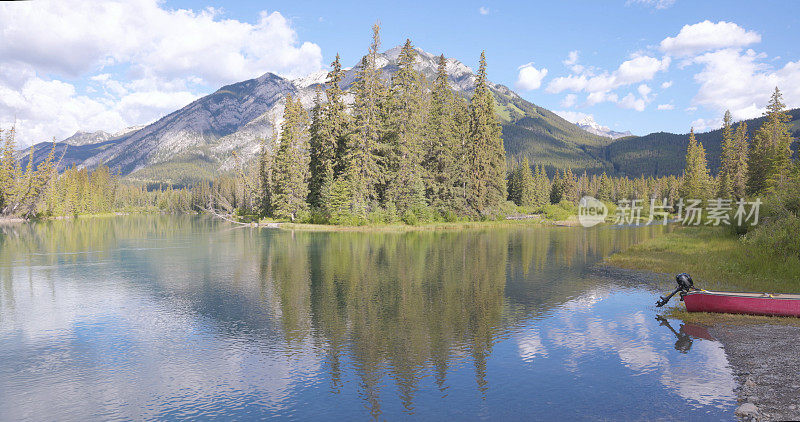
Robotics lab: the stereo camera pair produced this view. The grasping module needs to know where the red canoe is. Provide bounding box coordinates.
[683,290,800,317]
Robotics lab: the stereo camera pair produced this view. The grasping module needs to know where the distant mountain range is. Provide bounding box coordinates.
[576,116,632,140]
[22,46,800,183]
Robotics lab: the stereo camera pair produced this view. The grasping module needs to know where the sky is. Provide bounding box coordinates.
[1,0,800,146]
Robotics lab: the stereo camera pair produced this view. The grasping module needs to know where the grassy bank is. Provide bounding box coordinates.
[606,225,800,293]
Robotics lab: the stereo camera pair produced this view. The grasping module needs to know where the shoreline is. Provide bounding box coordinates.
[4,212,586,231]
[596,264,800,420]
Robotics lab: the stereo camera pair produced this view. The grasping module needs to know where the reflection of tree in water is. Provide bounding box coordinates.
[1,218,669,419]
[263,230,507,417]
[262,226,669,417]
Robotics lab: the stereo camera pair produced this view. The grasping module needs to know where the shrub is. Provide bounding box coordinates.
[401,210,418,225]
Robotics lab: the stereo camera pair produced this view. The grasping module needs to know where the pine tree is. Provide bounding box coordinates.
[681,129,713,200]
[466,51,506,216]
[424,54,463,213]
[309,54,349,208]
[385,39,426,214]
[730,122,749,199]
[345,22,388,216]
[507,160,522,205]
[747,87,794,195]
[717,110,735,198]
[517,158,536,207]
[533,165,550,207]
[550,170,564,204]
[272,95,311,221]
[258,136,274,216]
[562,167,578,204]
[597,172,613,201]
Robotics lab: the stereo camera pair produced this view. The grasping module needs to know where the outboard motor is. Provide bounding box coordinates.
[655,273,695,307]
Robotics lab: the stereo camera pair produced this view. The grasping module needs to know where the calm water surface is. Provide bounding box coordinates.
[0,216,736,420]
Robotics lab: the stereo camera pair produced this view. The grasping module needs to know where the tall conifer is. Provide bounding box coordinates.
[272,95,311,220]
[385,39,426,214]
[466,51,506,216]
[345,22,388,215]
[747,87,794,194]
[681,129,713,200]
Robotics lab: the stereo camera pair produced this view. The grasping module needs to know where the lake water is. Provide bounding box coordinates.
[0,216,736,420]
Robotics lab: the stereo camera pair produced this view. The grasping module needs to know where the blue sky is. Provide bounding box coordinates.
[1,0,799,145]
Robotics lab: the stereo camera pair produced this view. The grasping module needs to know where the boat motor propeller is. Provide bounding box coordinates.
[655,273,694,307]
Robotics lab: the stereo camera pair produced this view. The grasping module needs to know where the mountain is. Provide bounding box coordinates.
[19,47,629,184]
[62,130,113,146]
[61,126,146,146]
[575,116,632,140]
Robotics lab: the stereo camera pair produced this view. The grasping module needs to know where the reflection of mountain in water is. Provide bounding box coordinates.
[0,217,734,419]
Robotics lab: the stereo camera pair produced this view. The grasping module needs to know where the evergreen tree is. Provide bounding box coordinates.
[562,167,578,204]
[517,158,536,207]
[309,54,349,208]
[345,22,389,216]
[272,95,311,220]
[550,170,564,204]
[258,137,274,216]
[717,110,735,198]
[747,87,795,195]
[424,54,463,213]
[507,161,522,205]
[533,165,550,207]
[385,39,426,214]
[730,122,749,199]
[597,172,613,201]
[681,129,713,200]
[466,51,506,216]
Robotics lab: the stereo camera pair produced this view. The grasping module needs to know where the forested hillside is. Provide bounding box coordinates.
[605,108,800,177]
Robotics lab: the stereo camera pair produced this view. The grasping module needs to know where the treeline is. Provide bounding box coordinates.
[251,24,506,224]
[507,158,683,208]
[679,87,795,201]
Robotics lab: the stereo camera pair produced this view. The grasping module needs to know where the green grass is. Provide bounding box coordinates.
[606,225,800,293]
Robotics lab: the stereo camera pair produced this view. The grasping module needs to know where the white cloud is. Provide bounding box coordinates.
[546,54,669,96]
[563,50,585,74]
[516,63,548,90]
[637,84,652,99]
[0,0,323,145]
[619,93,647,111]
[564,51,579,66]
[626,0,676,9]
[660,21,761,57]
[479,6,489,15]
[554,110,592,124]
[691,48,800,120]
[587,91,619,106]
[661,81,673,89]
[690,117,721,132]
[657,104,674,110]
[561,94,578,108]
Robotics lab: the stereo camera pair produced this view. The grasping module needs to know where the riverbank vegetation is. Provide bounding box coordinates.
[606,225,800,292]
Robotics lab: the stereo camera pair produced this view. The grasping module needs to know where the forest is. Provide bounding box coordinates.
[0,25,796,243]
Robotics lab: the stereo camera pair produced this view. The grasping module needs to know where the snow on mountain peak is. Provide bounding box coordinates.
[291,70,328,89]
[575,115,632,139]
